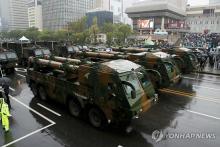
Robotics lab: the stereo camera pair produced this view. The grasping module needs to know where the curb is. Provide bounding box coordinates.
[195,71,220,76]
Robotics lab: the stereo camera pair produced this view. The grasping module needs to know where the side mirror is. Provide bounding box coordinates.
[131,90,136,99]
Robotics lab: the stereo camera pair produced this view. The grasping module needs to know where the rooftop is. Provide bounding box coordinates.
[103,59,141,73]
[126,0,186,17]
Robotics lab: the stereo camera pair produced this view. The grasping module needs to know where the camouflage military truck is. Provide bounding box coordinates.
[77,51,181,88]
[54,44,80,57]
[0,48,18,73]
[2,42,51,66]
[27,57,158,128]
[34,41,58,51]
[162,47,199,73]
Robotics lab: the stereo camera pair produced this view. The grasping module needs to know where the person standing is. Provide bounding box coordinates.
[2,84,10,109]
[0,98,11,132]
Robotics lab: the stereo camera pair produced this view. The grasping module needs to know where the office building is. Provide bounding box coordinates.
[92,0,123,23]
[28,0,43,31]
[86,10,113,27]
[126,0,188,35]
[186,4,220,33]
[0,0,28,31]
[42,0,95,31]
[210,0,220,5]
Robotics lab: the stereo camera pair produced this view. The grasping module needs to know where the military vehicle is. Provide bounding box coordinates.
[54,44,80,57]
[77,51,181,88]
[162,47,199,73]
[2,42,51,66]
[34,41,58,51]
[27,57,158,128]
[0,48,18,73]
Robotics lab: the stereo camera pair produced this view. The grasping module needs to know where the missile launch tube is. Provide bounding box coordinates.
[29,57,79,72]
[77,51,127,60]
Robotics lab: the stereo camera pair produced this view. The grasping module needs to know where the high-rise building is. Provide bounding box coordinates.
[0,0,28,31]
[126,0,188,35]
[42,0,95,31]
[28,0,43,31]
[92,0,123,23]
[210,0,220,5]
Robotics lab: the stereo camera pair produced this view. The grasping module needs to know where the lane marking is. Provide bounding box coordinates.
[37,103,62,117]
[9,96,55,124]
[9,87,16,92]
[2,123,55,147]
[0,86,15,92]
[193,85,220,91]
[159,89,220,104]
[0,94,57,147]
[187,110,220,120]
[16,73,26,78]
[163,88,220,101]
[182,76,220,84]
[15,68,27,73]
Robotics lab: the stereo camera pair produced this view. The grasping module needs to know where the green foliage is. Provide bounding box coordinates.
[24,27,40,41]
[68,16,87,33]
[0,17,132,45]
[89,17,99,45]
[102,23,115,33]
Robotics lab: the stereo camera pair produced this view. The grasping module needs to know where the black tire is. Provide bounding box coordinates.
[88,107,107,129]
[68,99,82,117]
[38,86,47,101]
[30,83,38,97]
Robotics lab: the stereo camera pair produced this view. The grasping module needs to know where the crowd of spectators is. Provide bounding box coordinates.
[182,33,220,70]
[182,33,220,49]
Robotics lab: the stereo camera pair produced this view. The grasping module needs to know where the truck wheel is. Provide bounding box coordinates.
[38,86,47,101]
[88,108,107,129]
[30,83,38,97]
[68,99,82,117]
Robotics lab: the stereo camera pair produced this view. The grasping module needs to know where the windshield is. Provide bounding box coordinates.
[120,72,143,105]
[0,54,7,60]
[6,52,17,59]
[35,50,43,56]
[67,46,74,52]
[73,46,79,52]
[42,49,51,55]
[136,69,151,89]
[164,62,174,73]
[189,54,198,63]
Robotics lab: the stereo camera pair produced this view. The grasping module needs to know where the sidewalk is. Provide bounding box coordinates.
[197,64,220,76]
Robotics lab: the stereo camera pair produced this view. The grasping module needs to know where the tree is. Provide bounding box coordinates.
[24,27,40,41]
[7,30,25,40]
[102,23,114,33]
[89,17,99,44]
[68,16,87,33]
[54,30,68,41]
[38,30,55,41]
[118,24,132,43]
[106,32,114,46]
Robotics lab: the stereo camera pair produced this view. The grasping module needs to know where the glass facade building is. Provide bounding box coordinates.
[0,0,28,31]
[42,0,95,31]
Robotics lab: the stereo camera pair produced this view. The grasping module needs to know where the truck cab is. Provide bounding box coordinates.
[128,52,181,87]
[0,50,18,73]
[163,48,199,73]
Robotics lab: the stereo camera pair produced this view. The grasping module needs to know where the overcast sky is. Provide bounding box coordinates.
[188,0,209,6]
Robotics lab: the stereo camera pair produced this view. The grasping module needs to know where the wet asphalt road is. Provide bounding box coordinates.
[0,70,220,147]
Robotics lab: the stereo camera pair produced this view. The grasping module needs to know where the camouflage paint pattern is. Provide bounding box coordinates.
[162,48,199,73]
[27,57,157,124]
[77,51,181,88]
[0,49,18,71]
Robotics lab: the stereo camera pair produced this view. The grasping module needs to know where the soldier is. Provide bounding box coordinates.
[0,97,11,132]
[2,83,10,109]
